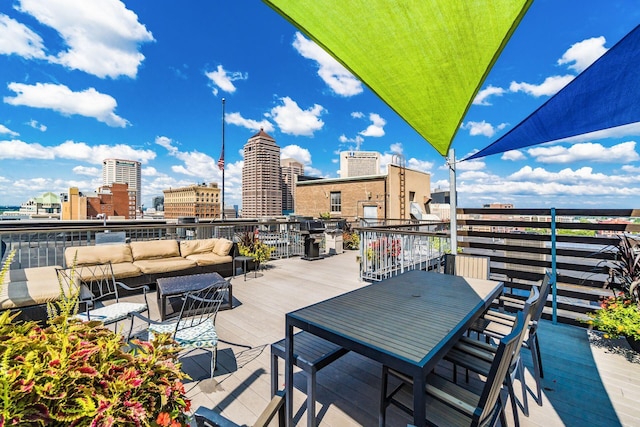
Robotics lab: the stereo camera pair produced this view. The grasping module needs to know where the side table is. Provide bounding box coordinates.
[156,272,231,320]
[234,256,253,281]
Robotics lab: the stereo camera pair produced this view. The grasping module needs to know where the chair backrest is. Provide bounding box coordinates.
[175,279,230,333]
[81,262,120,302]
[473,311,525,425]
[531,272,552,323]
[444,254,490,280]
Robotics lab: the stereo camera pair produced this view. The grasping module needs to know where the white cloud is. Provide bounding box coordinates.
[351,111,364,119]
[53,140,156,164]
[155,135,221,183]
[407,158,434,173]
[359,113,386,137]
[339,134,364,150]
[0,138,154,164]
[142,166,159,177]
[72,165,99,176]
[281,144,312,165]
[456,158,486,171]
[509,165,640,186]
[0,13,48,59]
[4,82,129,127]
[509,75,575,97]
[26,119,46,131]
[527,141,639,164]
[0,139,53,159]
[622,164,640,174]
[268,97,324,136]
[461,120,507,138]
[378,142,433,174]
[552,122,640,144]
[473,85,506,106]
[205,64,248,96]
[225,112,274,133]
[292,32,362,97]
[0,124,19,137]
[501,150,526,161]
[558,36,607,73]
[16,0,154,78]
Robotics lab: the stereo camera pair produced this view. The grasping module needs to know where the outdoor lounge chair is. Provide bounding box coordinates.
[130,278,230,378]
[445,286,539,427]
[444,253,491,279]
[57,261,149,339]
[470,272,553,407]
[380,312,526,426]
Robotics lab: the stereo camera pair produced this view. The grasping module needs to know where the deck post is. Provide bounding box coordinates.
[551,207,557,324]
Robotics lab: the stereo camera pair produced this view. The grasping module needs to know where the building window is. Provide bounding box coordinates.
[330,191,341,213]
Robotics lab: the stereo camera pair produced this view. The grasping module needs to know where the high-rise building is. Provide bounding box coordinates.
[281,158,304,214]
[163,183,220,220]
[102,159,141,215]
[339,151,380,177]
[242,129,282,218]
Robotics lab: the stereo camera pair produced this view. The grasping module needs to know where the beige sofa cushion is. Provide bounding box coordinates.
[65,244,133,267]
[185,253,233,267]
[0,266,63,309]
[133,257,197,274]
[214,238,234,257]
[130,240,180,260]
[180,238,218,257]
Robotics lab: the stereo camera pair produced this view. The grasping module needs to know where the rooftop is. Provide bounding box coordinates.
[124,251,640,426]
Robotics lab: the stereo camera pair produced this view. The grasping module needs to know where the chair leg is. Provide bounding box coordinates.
[307,370,317,427]
[271,351,279,397]
[210,346,217,379]
[379,366,389,427]
[505,374,520,427]
[534,334,544,378]
[528,337,543,406]
[517,358,529,417]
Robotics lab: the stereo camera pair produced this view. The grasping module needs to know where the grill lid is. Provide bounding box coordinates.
[301,219,325,232]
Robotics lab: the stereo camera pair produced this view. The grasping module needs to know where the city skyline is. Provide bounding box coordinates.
[1,1,639,210]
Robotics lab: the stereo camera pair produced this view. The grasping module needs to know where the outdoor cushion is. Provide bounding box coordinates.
[74,301,148,324]
[0,266,63,309]
[213,238,233,257]
[133,257,196,274]
[180,238,218,257]
[149,318,218,349]
[185,253,232,266]
[110,262,143,279]
[130,240,181,260]
[65,244,133,267]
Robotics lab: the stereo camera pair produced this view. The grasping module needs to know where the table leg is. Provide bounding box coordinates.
[413,373,426,427]
[285,319,294,427]
[244,259,247,281]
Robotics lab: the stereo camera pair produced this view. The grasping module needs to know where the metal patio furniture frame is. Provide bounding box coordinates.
[444,253,491,280]
[284,270,503,427]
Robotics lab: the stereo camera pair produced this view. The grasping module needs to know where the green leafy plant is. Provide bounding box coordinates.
[603,234,640,303]
[318,212,331,220]
[586,294,640,341]
[237,230,273,264]
[342,222,360,250]
[0,254,192,426]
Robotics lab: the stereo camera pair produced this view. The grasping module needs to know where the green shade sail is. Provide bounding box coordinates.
[263,0,531,156]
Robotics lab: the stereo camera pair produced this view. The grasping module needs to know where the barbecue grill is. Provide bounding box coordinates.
[300,219,325,260]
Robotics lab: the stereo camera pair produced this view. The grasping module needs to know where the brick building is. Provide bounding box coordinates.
[61,183,135,220]
[163,183,221,219]
[295,164,430,222]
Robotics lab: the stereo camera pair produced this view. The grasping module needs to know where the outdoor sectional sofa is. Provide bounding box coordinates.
[0,237,236,321]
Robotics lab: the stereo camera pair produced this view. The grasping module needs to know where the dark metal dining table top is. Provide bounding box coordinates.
[286,269,503,372]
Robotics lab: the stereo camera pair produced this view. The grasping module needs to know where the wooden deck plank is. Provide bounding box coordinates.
[120,251,640,426]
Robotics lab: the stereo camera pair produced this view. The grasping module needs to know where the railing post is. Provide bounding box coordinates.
[551,207,557,324]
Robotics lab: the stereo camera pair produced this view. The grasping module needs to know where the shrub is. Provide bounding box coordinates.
[237,230,273,264]
[0,255,191,426]
[586,294,640,341]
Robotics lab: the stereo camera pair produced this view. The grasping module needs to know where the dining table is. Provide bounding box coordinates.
[284,269,503,426]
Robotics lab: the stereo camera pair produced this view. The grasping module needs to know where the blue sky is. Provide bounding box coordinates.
[1,0,639,211]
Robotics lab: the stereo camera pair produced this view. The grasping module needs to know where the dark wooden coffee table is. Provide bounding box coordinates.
[156,272,232,320]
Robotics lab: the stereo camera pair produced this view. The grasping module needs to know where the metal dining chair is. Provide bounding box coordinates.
[445,286,539,427]
[470,272,553,407]
[444,253,491,279]
[380,312,526,426]
[130,278,230,378]
[58,262,149,339]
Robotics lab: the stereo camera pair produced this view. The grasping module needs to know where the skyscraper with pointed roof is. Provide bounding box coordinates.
[241,129,282,218]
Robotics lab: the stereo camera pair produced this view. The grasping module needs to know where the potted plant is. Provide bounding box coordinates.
[342,222,360,250]
[0,255,192,426]
[586,234,640,352]
[238,230,273,270]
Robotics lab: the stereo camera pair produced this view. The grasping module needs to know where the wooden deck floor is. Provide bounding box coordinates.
[125,251,640,427]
